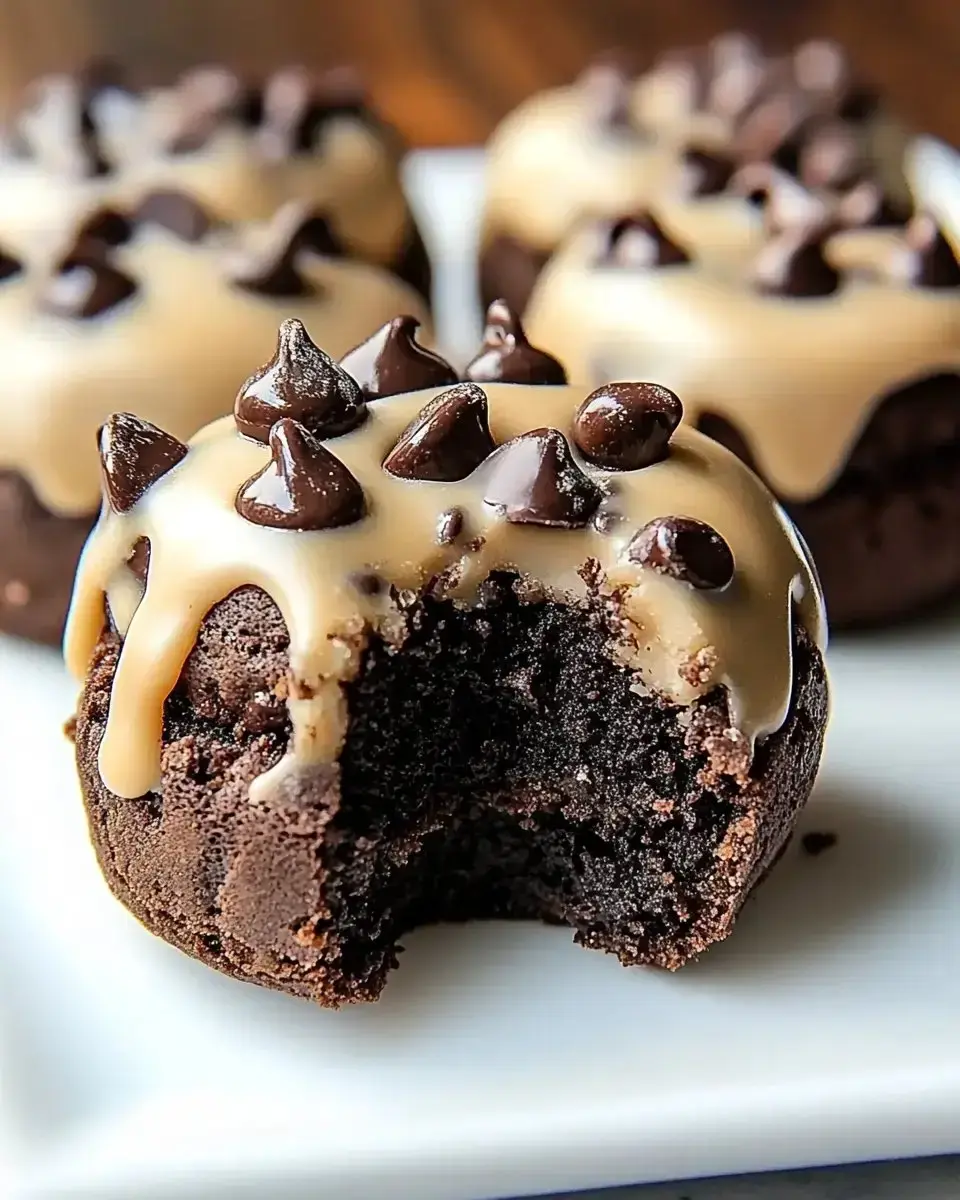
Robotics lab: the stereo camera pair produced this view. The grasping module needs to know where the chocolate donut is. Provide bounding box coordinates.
[0,199,429,644]
[478,34,908,313]
[65,314,827,1006]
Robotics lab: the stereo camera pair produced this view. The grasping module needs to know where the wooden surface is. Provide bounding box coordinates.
[0,0,957,146]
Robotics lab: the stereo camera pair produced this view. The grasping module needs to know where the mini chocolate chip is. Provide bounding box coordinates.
[227,202,343,296]
[383,383,496,481]
[463,300,568,385]
[135,189,212,242]
[236,418,365,531]
[627,516,735,590]
[798,120,863,190]
[595,213,690,269]
[340,316,458,399]
[483,428,602,528]
[75,207,133,249]
[259,66,369,158]
[235,318,365,443]
[436,506,465,545]
[680,148,735,197]
[0,247,22,283]
[751,229,840,298]
[573,382,683,470]
[896,214,960,289]
[579,59,637,133]
[98,413,188,513]
[41,255,138,318]
[836,180,907,229]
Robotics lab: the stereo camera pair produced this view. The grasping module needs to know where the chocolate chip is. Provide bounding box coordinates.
[751,229,840,297]
[135,190,212,242]
[836,180,907,229]
[483,428,602,528]
[25,75,110,177]
[259,66,369,158]
[235,318,365,443]
[896,214,960,289]
[733,88,813,168]
[579,59,637,133]
[573,382,683,470]
[463,300,568,385]
[732,163,830,234]
[706,35,768,120]
[166,66,247,154]
[340,316,458,399]
[595,213,690,269]
[436,507,465,545]
[41,255,138,319]
[227,202,343,296]
[236,418,365,531]
[126,536,151,582]
[791,39,849,108]
[98,413,188,513]
[627,516,735,590]
[680,148,735,198]
[0,247,22,283]
[75,207,133,249]
[383,383,496,481]
[798,120,863,190]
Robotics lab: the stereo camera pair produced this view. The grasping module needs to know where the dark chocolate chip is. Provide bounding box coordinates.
[135,189,212,242]
[41,255,138,318]
[798,120,863,190]
[0,247,22,283]
[383,383,496,481]
[897,214,960,289]
[627,516,735,590]
[227,202,343,297]
[579,59,637,133]
[483,428,602,528]
[259,66,369,158]
[463,299,568,385]
[126,536,151,582]
[25,75,110,177]
[732,163,830,234]
[98,413,188,513]
[679,148,735,197]
[595,213,690,269]
[75,207,133,249]
[339,316,458,399]
[836,180,907,229]
[436,506,465,545]
[236,418,365,531]
[573,382,683,470]
[751,229,840,298]
[235,318,365,443]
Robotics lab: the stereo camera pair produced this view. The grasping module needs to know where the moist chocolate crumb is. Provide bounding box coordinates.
[801,830,837,856]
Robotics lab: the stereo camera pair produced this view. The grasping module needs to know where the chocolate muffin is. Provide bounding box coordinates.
[1,62,430,301]
[479,33,908,314]
[523,170,960,626]
[66,314,827,1007]
[0,199,429,645]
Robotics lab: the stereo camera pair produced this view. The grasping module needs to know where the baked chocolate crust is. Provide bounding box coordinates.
[0,471,94,645]
[75,576,827,1005]
[478,233,551,316]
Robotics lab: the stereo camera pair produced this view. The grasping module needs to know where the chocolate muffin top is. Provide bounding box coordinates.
[66,314,825,804]
[0,199,428,516]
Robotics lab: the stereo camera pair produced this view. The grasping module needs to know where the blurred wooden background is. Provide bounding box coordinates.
[0,0,957,146]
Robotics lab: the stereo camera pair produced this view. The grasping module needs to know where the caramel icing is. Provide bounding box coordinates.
[0,224,429,516]
[524,204,960,502]
[65,381,824,803]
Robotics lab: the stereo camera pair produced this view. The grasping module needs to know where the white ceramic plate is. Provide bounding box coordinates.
[2,151,960,1200]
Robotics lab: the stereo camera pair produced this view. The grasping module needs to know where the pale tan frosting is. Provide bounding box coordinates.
[524,212,960,502]
[0,227,429,516]
[65,384,824,802]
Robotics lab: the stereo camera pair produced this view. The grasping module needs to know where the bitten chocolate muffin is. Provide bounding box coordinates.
[1,61,430,300]
[0,198,428,645]
[66,312,827,1006]
[479,33,908,314]
[523,164,960,626]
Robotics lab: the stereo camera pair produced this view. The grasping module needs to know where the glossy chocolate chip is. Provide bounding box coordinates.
[897,214,960,289]
[751,229,840,297]
[595,213,690,269]
[463,300,568,385]
[236,418,365,531]
[235,318,365,443]
[228,202,342,297]
[98,413,188,513]
[680,148,735,197]
[135,189,212,242]
[798,120,863,190]
[436,507,465,545]
[573,382,683,470]
[627,516,735,590]
[75,207,133,249]
[383,383,496,481]
[483,428,602,528]
[340,316,458,399]
[260,66,369,158]
[41,255,138,318]
[0,247,22,283]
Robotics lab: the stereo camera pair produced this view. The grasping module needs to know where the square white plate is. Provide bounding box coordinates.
[2,151,960,1200]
